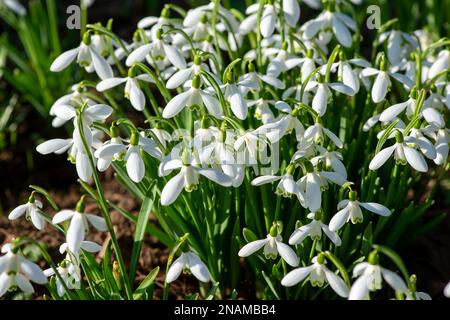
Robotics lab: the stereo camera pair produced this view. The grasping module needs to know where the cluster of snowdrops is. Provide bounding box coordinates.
[1,0,449,300]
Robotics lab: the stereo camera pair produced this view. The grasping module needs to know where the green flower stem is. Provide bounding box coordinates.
[76,111,133,299]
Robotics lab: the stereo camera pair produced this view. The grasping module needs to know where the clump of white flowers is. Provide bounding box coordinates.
[2,0,449,300]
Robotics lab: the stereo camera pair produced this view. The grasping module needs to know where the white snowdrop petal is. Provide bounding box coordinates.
[329,82,355,96]
[166,68,193,89]
[76,151,92,182]
[372,71,390,103]
[276,241,299,267]
[19,259,47,284]
[80,241,102,253]
[8,204,28,220]
[89,47,113,80]
[390,72,414,89]
[187,253,211,282]
[348,274,370,300]
[161,171,185,206]
[260,5,276,38]
[324,268,349,298]
[229,86,247,120]
[95,143,126,159]
[403,146,428,172]
[422,108,445,128]
[329,206,350,232]
[166,255,186,283]
[85,104,113,121]
[281,266,314,286]
[197,168,233,187]
[321,224,342,246]
[444,282,450,298]
[53,210,76,224]
[332,15,352,47]
[312,84,328,116]
[163,90,192,118]
[289,225,312,245]
[381,268,408,293]
[379,100,410,122]
[96,77,127,91]
[238,239,268,257]
[283,0,300,27]
[15,274,35,294]
[50,47,79,72]
[126,44,152,66]
[201,92,223,118]
[369,144,397,170]
[359,202,391,217]
[163,44,187,69]
[251,175,282,186]
[129,82,146,111]
[323,128,344,148]
[52,104,76,120]
[0,273,11,297]
[67,214,85,253]
[126,148,145,182]
[30,210,45,230]
[86,214,107,232]
[36,139,73,155]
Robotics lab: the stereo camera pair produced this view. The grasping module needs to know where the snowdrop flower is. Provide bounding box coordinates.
[379,91,418,123]
[379,30,418,66]
[311,145,347,180]
[137,6,172,41]
[260,2,277,38]
[44,260,81,297]
[262,102,304,143]
[160,150,233,206]
[95,131,162,183]
[331,56,362,94]
[221,71,249,120]
[281,253,349,298]
[166,251,211,283]
[349,251,408,300]
[96,67,154,111]
[266,44,302,77]
[247,98,276,123]
[289,212,341,246]
[1,0,26,15]
[0,243,47,297]
[369,131,429,172]
[52,197,107,254]
[297,161,346,212]
[238,225,299,267]
[428,50,450,81]
[361,59,414,103]
[329,191,391,232]
[423,126,449,165]
[403,275,431,300]
[304,121,344,148]
[8,193,46,230]
[252,165,301,199]
[301,8,356,48]
[50,33,113,80]
[126,28,186,68]
[163,75,222,119]
[165,55,208,90]
[239,61,285,91]
[306,75,355,116]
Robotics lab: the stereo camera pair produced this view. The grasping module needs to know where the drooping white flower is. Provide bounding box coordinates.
[369,131,429,172]
[238,227,299,267]
[94,131,162,183]
[301,10,356,48]
[0,243,47,297]
[126,29,186,68]
[50,34,113,80]
[311,145,347,180]
[166,251,211,283]
[160,150,233,206]
[378,30,418,66]
[44,259,81,297]
[349,253,408,300]
[163,75,222,119]
[8,194,46,230]
[428,50,450,81]
[266,46,302,78]
[262,101,304,143]
[304,122,344,148]
[251,165,302,199]
[289,212,341,246]
[52,199,107,254]
[329,191,391,232]
[96,70,154,111]
[361,64,414,103]
[305,77,355,116]
[281,254,349,298]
